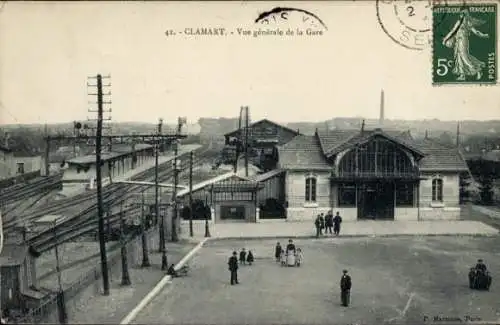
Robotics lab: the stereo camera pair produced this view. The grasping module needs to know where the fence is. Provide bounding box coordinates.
[16,227,159,324]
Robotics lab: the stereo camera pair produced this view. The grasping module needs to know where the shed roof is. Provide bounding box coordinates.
[177,172,252,197]
[67,143,153,165]
[224,119,300,137]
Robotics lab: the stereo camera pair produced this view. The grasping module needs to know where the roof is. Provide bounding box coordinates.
[317,129,425,158]
[224,119,300,137]
[277,135,331,170]
[277,128,469,172]
[67,143,153,165]
[414,138,469,171]
[249,168,285,182]
[177,172,252,197]
[482,149,500,162]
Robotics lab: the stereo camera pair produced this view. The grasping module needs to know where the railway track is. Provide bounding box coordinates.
[0,174,62,206]
[13,146,218,251]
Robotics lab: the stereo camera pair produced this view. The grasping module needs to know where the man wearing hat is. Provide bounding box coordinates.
[228,251,239,285]
[340,270,352,307]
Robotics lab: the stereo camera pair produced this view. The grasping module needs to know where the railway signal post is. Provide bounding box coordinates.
[189,150,194,237]
[119,202,131,286]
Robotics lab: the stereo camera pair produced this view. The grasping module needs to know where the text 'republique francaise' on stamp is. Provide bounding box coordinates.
[432,3,497,85]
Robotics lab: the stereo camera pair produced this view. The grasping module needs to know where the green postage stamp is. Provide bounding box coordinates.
[433,3,497,85]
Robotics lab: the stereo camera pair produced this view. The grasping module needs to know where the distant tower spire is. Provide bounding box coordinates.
[379,89,385,126]
[361,119,365,134]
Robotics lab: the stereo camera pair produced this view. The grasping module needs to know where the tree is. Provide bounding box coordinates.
[459,172,471,204]
[468,158,500,206]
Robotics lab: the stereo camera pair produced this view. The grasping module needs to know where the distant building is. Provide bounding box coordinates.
[0,145,43,180]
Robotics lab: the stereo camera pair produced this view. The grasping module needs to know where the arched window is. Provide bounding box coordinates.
[432,178,443,202]
[305,176,317,202]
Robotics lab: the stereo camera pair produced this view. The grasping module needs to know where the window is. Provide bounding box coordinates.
[338,183,356,207]
[305,176,317,202]
[432,178,443,202]
[16,162,25,174]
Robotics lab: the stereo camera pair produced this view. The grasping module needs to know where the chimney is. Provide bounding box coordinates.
[379,89,385,126]
[4,132,10,149]
[361,119,365,134]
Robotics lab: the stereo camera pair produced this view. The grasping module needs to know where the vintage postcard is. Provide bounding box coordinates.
[0,1,499,325]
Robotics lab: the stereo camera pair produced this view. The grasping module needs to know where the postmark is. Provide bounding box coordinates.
[255,7,327,31]
[377,0,453,50]
[432,3,497,84]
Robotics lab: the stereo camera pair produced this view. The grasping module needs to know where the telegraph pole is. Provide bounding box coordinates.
[141,191,151,267]
[244,106,249,177]
[120,202,131,286]
[90,73,111,296]
[172,140,179,242]
[53,219,67,324]
[189,150,194,237]
[155,122,168,269]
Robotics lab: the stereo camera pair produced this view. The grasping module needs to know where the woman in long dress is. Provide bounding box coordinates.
[442,9,489,80]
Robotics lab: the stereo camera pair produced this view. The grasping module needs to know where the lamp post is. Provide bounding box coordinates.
[204,195,211,238]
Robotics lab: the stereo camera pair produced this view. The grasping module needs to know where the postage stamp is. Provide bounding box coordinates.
[432,3,497,84]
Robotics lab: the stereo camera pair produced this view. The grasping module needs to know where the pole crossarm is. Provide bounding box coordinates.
[44,134,187,141]
[114,180,187,189]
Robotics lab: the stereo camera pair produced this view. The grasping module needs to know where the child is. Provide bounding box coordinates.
[296,248,303,267]
[239,248,247,265]
[275,242,282,262]
[246,250,254,265]
[280,249,286,266]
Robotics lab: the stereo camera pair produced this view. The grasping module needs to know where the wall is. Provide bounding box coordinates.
[13,156,43,175]
[256,173,285,204]
[285,170,331,221]
[215,201,256,222]
[419,172,461,220]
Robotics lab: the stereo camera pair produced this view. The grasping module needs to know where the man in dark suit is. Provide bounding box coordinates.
[228,251,239,285]
[340,270,352,307]
[333,212,343,236]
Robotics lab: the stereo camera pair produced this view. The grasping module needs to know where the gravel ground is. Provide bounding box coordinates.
[133,236,500,325]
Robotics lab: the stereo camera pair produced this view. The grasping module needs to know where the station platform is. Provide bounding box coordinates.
[112,144,202,184]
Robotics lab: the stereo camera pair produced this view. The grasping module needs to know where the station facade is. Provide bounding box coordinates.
[278,128,470,221]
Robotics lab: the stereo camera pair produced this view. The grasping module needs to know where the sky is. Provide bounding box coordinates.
[0,1,499,125]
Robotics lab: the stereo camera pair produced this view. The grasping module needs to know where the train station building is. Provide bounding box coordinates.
[277,128,469,221]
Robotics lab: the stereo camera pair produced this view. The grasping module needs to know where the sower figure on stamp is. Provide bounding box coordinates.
[340,270,352,307]
[228,251,239,285]
[442,9,489,81]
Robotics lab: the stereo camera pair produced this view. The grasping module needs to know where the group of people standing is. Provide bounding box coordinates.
[275,240,303,267]
[315,211,342,237]
[227,248,255,285]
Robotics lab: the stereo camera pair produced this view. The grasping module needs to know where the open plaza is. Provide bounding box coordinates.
[131,236,500,325]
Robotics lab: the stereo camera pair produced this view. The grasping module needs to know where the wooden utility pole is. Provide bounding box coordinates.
[53,219,67,324]
[171,141,179,242]
[140,191,150,267]
[156,133,168,270]
[91,73,111,296]
[189,150,194,237]
[244,106,249,177]
[120,202,131,286]
[44,124,50,176]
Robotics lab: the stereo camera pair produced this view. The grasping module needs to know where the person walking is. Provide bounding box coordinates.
[228,251,239,285]
[325,211,333,235]
[333,212,343,236]
[340,270,352,307]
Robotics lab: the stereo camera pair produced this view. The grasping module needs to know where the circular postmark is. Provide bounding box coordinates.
[376,0,461,50]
